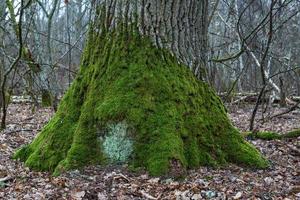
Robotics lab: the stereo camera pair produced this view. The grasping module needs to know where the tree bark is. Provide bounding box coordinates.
[91,0,208,79]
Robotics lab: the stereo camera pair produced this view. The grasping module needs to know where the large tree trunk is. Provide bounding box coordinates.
[91,0,209,79]
[15,0,267,176]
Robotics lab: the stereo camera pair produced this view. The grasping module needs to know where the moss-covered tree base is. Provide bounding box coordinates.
[14,33,268,176]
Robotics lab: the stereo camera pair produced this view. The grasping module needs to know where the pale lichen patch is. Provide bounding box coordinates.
[100,121,133,163]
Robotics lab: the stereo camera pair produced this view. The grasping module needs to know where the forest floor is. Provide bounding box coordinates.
[0,103,299,200]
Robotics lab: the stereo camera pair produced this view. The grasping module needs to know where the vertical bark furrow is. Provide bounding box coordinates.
[178,0,187,65]
[170,0,176,57]
[161,1,170,50]
[175,0,184,63]
[140,0,145,34]
[187,0,196,66]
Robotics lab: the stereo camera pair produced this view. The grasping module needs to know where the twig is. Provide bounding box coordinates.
[231,95,253,104]
[0,176,13,182]
[267,101,300,120]
[113,173,130,182]
[140,190,158,200]
[286,144,300,156]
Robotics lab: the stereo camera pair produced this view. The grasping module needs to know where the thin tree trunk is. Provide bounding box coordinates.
[66,2,72,87]
[1,0,25,129]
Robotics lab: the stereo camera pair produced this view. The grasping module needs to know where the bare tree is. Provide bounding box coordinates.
[1,0,26,129]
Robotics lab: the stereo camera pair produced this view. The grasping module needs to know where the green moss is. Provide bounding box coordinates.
[244,129,300,141]
[41,90,53,107]
[3,90,11,107]
[246,131,282,140]
[283,129,300,139]
[22,47,41,73]
[14,30,268,176]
